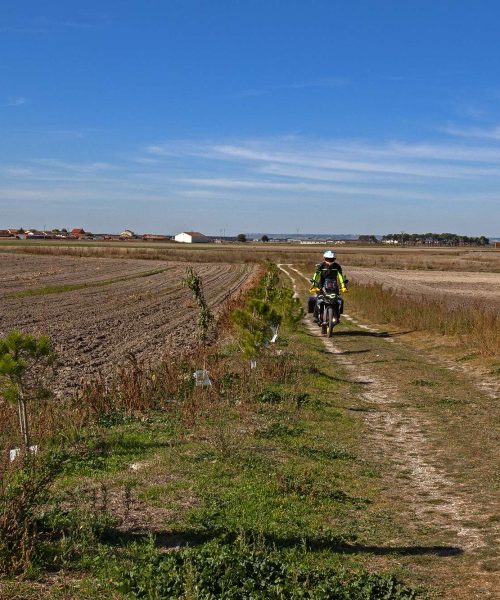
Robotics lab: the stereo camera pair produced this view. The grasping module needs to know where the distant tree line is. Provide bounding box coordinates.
[381,232,490,246]
[358,235,378,243]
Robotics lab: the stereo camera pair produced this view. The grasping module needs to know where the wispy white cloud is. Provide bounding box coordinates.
[4,167,34,177]
[1,96,27,108]
[2,129,500,234]
[129,156,162,165]
[178,176,438,200]
[462,105,488,119]
[142,137,500,179]
[208,143,500,179]
[31,159,116,173]
[177,189,236,199]
[442,123,500,140]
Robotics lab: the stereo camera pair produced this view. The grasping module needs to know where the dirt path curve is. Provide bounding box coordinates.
[278,264,500,599]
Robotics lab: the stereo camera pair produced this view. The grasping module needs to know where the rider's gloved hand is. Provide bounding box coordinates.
[341,287,348,293]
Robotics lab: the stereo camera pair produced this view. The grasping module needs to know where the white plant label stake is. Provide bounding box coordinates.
[193,369,212,387]
[9,444,38,462]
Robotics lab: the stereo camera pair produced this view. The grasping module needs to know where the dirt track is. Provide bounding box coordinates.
[280,263,500,598]
[347,266,500,308]
[0,253,256,391]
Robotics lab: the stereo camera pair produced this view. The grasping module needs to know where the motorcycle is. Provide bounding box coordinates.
[309,278,342,337]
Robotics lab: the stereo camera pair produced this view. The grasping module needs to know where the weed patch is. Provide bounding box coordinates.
[255,388,285,404]
[0,452,64,576]
[105,536,420,599]
[256,422,305,439]
[296,444,355,461]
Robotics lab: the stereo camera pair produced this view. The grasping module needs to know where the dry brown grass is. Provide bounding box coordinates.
[1,241,499,271]
[348,282,500,357]
[0,264,270,459]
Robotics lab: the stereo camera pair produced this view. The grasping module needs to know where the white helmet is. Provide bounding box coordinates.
[323,250,336,260]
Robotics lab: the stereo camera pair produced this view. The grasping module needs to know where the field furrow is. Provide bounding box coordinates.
[0,254,256,391]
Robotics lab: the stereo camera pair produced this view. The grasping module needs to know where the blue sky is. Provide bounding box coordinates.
[1,0,499,235]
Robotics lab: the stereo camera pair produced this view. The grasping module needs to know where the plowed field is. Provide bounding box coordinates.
[0,253,256,391]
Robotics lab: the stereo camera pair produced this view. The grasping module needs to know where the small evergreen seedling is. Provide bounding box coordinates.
[231,298,281,359]
[0,331,56,449]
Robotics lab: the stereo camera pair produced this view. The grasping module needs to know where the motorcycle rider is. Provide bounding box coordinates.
[310,250,348,323]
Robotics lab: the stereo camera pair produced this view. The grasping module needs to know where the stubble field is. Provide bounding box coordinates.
[345,265,500,308]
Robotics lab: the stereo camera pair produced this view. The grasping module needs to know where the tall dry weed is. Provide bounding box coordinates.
[349,282,500,356]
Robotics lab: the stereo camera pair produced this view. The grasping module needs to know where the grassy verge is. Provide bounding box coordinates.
[347,282,499,357]
[0,267,424,598]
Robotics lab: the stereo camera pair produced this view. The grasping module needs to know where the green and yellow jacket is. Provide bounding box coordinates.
[311,261,348,292]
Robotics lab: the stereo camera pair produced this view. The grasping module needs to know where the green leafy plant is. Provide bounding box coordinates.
[255,388,284,404]
[106,536,420,599]
[0,331,57,449]
[256,422,304,439]
[0,452,64,576]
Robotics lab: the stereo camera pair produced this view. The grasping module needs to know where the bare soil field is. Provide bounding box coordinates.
[347,266,500,308]
[0,253,256,392]
[0,252,170,293]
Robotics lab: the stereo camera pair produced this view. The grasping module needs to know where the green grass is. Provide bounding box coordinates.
[0,268,428,598]
[103,536,420,599]
[1,323,423,598]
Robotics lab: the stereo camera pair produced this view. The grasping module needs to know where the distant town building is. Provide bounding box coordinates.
[25,230,56,239]
[174,231,210,244]
[120,229,136,238]
[71,228,86,238]
[143,234,171,241]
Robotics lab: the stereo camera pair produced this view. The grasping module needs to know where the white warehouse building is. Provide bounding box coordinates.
[174,231,210,244]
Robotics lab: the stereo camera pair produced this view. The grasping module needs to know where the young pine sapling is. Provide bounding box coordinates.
[0,331,57,450]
